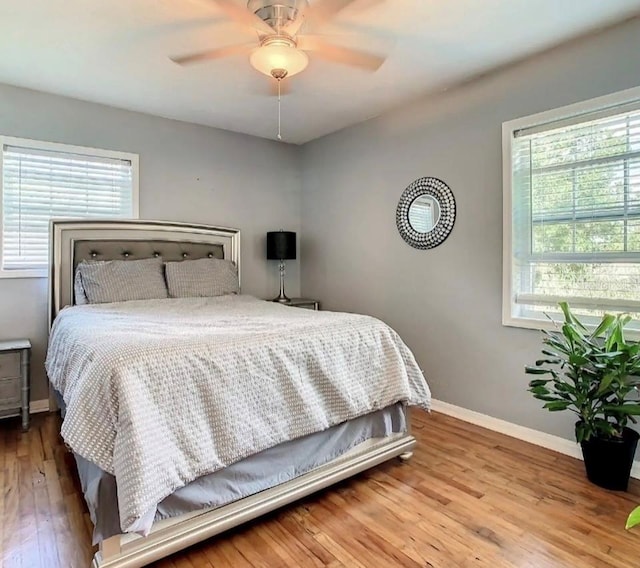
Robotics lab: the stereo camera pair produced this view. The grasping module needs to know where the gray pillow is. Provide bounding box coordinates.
[165,258,239,298]
[74,269,89,305]
[74,259,108,305]
[77,257,168,304]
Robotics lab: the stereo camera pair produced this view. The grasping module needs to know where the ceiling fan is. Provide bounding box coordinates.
[170,0,387,81]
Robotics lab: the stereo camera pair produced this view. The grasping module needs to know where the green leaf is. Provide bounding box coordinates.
[530,386,551,397]
[569,354,589,366]
[543,401,571,411]
[535,358,562,366]
[533,394,560,402]
[559,302,587,331]
[626,506,640,530]
[606,319,625,352]
[593,351,625,359]
[595,374,615,396]
[555,382,577,394]
[593,419,617,438]
[620,315,632,329]
[541,349,561,358]
[589,314,616,340]
[541,336,571,356]
[575,422,590,443]
[562,323,588,348]
[525,367,552,375]
[528,379,549,388]
[602,404,640,415]
[627,344,640,357]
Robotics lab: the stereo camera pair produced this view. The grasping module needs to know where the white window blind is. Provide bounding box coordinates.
[504,90,640,328]
[1,141,136,273]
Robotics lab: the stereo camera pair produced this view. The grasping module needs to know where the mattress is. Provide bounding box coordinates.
[47,295,430,533]
[74,403,407,543]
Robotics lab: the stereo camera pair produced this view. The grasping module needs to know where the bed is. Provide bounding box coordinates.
[46,219,431,568]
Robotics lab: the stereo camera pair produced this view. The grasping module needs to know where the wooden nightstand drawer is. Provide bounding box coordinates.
[0,352,20,379]
[0,377,20,409]
[0,339,31,430]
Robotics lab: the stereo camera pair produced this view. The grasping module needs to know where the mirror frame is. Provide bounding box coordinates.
[396,177,456,250]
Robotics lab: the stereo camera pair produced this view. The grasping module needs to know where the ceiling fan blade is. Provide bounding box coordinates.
[282,2,309,36]
[306,0,357,23]
[170,43,252,66]
[304,0,383,26]
[208,0,275,35]
[297,36,385,71]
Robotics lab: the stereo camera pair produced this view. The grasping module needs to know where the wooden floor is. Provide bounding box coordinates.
[2,411,640,568]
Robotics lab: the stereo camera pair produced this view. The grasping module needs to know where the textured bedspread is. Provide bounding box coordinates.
[46,295,430,533]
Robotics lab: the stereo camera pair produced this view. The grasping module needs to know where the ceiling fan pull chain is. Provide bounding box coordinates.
[277,79,282,141]
[270,69,287,142]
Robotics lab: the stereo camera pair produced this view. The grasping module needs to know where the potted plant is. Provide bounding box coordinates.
[526,302,640,491]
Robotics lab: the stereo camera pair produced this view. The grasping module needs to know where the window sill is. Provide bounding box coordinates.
[503,313,640,341]
[0,269,48,279]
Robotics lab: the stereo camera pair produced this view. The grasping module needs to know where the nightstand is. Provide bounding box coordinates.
[286,298,320,311]
[0,339,31,431]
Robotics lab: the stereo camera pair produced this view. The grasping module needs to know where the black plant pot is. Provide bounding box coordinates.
[579,426,639,491]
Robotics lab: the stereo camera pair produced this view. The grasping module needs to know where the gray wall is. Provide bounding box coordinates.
[0,83,302,401]
[300,18,640,439]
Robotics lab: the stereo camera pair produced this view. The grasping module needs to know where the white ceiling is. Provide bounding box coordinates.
[0,0,639,144]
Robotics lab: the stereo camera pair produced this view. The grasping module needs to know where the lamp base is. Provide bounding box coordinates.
[272,260,291,304]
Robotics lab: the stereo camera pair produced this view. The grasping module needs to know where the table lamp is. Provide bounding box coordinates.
[267,230,296,303]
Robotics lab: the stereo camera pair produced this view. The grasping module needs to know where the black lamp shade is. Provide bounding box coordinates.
[267,231,296,260]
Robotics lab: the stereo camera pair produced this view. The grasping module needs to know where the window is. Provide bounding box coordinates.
[503,87,640,331]
[0,137,138,277]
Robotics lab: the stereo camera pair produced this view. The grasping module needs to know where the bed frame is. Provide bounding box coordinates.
[48,219,416,568]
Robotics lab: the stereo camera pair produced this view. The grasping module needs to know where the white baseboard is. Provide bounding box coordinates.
[30,399,50,414]
[430,398,640,480]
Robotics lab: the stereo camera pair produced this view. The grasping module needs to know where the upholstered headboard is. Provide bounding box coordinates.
[73,239,225,269]
[49,219,241,325]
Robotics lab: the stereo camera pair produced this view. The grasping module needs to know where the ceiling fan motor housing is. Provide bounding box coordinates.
[247,0,308,33]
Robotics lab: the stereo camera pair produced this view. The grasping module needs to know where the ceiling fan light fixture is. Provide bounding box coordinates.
[249,40,309,78]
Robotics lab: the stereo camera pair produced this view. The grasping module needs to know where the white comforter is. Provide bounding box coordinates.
[46,295,431,533]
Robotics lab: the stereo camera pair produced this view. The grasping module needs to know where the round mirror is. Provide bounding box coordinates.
[408,195,441,233]
[396,177,456,250]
